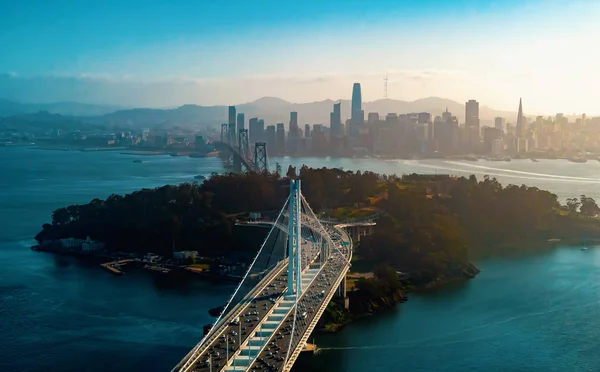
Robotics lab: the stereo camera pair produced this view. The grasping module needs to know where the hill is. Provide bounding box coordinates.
[1,97,520,129]
[90,96,519,128]
[0,99,126,117]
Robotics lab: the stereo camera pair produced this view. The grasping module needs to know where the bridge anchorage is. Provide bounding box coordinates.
[216,125,268,174]
[173,180,353,372]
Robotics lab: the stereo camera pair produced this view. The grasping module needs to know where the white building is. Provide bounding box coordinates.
[60,238,84,249]
[81,236,105,252]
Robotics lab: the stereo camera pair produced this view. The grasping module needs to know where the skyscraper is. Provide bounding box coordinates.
[495,117,505,131]
[228,106,236,145]
[330,102,342,136]
[465,100,480,129]
[516,98,525,138]
[237,113,245,131]
[249,117,264,144]
[276,123,285,154]
[351,83,363,124]
[266,125,276,154]
[288,112,299,154]
[465,99,480,152]
[289,112,298,134]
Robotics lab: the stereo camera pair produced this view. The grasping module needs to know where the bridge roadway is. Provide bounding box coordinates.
[177,222,352,372]
[178,238,329,372]
[246,229,351,372]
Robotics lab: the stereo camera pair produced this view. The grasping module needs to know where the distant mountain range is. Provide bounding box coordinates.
[0,97,521,128]
[0,99,127,117]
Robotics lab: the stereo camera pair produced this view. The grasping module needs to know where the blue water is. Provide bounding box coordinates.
[1,147,600,371]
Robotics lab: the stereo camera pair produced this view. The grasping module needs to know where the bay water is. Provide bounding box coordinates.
[1,147,599,371]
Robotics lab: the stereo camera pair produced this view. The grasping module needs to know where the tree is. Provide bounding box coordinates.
[286,165,297,179]
[374,264,400,291]
[580,195,600,217]
[51,207,71,226]
[566,198,580,214]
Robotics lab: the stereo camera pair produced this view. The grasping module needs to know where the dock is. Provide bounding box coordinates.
[144,264,171,274]
[100,259,133,275]
[302,343,319,354]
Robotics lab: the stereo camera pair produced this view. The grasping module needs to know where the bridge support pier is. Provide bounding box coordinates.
[337,276,347,298]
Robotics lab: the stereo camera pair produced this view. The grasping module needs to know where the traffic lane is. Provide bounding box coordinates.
[190,242,327,371]
[185,266,286,371]
[250,271,339,371]
[192,274,289,371]
[194,294,286,371]
[249,260,347,372]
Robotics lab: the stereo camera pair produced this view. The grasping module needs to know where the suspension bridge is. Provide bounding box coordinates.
[172,180,374,372]
[214,124,268,173]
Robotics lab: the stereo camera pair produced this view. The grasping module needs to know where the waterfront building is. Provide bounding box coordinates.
[81,237,105,252]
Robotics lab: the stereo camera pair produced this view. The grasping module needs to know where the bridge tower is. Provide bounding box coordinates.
[219,124,234,168]
[238,129,250,159]
[253,142,268,173]
[220,123,229,143]
[232,129,250,173]
[287,179,302,296]
[228,123,237,146]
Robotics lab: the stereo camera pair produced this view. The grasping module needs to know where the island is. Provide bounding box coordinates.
[33,166,600,331]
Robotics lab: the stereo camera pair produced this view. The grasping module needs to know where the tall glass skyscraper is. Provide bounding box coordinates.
[330,102,342,136]
[351,83,362,124]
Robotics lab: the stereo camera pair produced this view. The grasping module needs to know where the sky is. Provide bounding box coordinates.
[1,0,600,114]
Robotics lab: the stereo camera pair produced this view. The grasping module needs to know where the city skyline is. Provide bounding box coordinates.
[2,0,600,113]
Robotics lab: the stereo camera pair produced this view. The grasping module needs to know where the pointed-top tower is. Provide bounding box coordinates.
[516,98,524,138]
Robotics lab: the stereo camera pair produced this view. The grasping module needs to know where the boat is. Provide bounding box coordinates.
[208,305,225,317]
[194,175,206,180]
[581,247,588,251]
[531,158,539,162]
[133,160,143,163]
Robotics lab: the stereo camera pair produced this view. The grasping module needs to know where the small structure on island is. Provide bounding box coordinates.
[143,253,161,263]
[248,212,262,221]
[81,236,105,252]
[60,236,105,252]
[60,237,85,249]
[173,250,198,262]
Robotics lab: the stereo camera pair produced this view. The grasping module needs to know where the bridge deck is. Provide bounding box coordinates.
[177,217,356,372]
[248,255,349,372]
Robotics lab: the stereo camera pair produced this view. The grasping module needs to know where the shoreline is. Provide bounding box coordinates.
[314,277,475,334]
[14,146,600,163]
[30,244,242,283]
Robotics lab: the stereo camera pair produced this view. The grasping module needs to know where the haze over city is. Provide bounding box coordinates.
[2,0,600,114]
